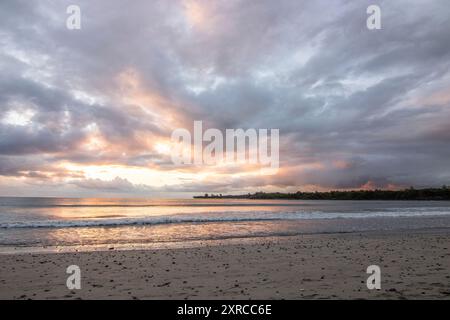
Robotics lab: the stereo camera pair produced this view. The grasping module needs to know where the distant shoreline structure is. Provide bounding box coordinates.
[194,186,450,201]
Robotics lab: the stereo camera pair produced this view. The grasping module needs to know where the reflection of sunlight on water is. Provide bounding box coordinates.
[44,221,299,247]
[31,199,292,222]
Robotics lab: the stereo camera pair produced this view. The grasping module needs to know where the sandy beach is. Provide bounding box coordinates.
[1,229,449,300]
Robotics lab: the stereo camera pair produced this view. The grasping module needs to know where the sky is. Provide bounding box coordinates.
[0,0,450,197]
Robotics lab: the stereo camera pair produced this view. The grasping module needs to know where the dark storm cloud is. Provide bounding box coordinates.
[0,0,450,194]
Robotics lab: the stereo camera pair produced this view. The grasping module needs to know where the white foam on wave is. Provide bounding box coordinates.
[1,208,450,229]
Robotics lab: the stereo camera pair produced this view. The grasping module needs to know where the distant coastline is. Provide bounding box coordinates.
[194,186,450,200]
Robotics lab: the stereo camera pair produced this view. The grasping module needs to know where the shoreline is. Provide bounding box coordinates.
[1,228,449,299]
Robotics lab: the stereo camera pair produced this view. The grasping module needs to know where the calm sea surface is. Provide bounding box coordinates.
[1,197,450,253]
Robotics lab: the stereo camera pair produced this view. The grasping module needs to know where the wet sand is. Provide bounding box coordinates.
[0,229,449,300]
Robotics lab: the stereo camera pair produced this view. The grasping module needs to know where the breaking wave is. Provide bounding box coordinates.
[2,208,450,229]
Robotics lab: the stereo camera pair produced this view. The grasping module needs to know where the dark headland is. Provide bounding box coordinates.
[194,186,450,200]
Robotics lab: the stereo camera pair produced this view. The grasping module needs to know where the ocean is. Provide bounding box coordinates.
[1,197,450,253]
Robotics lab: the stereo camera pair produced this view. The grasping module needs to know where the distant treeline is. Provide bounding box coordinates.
[194,186,450,200]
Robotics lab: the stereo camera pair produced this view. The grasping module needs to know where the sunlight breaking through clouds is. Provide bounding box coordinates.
[0,0,450,197]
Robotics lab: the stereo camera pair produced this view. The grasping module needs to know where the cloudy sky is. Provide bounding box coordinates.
[0,0,449,197]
